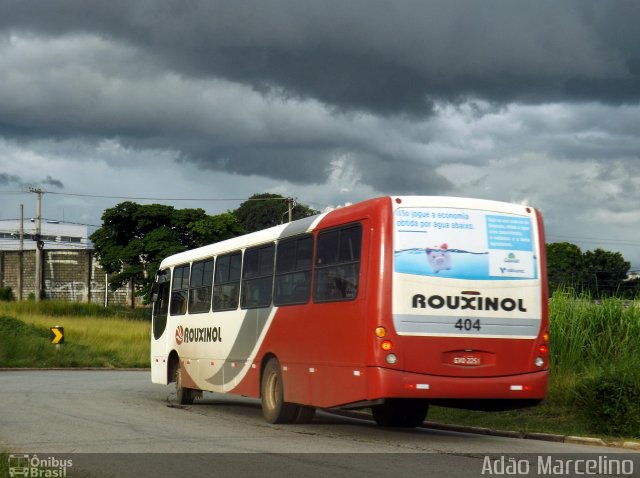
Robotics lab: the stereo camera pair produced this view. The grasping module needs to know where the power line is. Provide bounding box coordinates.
[0,218,100,228]
[2,188,301,202]
[547,234,640,246]
[44,191,292,202]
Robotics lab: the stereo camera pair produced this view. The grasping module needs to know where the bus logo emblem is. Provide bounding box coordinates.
[412,293,527,312]
[175,325,184,345]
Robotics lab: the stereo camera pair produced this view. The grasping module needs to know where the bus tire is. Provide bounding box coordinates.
[175,365,195,405]
[372,399,429,428]
[261,358,299,424]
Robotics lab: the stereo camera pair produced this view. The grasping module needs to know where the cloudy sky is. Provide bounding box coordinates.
[0,0,639,269]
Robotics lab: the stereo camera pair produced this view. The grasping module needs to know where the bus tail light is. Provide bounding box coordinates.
[535,330,549,368]
[376,327,397,364]
[375,327,387,338]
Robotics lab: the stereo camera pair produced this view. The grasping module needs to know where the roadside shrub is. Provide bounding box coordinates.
[0,315,38,335]
[549,291,640,373]
[573,365,640,437]
[0,287,14,301]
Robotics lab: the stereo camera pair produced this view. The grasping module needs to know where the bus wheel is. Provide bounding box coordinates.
[261,358,299,424]
[175,365,195,405]
[371,399,429,428]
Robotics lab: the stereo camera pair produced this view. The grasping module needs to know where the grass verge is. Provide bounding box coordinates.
[0,302,150,368]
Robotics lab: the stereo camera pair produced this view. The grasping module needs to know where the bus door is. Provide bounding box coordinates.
[151,268,170,383]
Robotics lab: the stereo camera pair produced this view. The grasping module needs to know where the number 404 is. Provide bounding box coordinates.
[455,318,481,331]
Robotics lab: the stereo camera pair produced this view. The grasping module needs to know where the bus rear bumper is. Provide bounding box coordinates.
[367,366,548,404]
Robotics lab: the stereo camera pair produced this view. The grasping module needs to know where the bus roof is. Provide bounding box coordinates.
[159,211,328,269]
[158,195,537,269]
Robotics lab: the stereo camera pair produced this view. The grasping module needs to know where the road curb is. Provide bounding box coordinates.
[331,409,635,449]
[565,436,608,447]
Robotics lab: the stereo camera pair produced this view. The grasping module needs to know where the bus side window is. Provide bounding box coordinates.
[152,269,170,339]
[274,235,313,306]
[241,243,275,309]
[313,224,362,302]
[188,258,214,314]
[213,251,242,311]
[170,264,190,316]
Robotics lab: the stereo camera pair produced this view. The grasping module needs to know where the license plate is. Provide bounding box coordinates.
[451,355,482,366]
[443,350,495,367]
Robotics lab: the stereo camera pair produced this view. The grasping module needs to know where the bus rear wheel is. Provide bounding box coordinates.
[175,365,195,405]
[372,399,429,428]
[261,358,300,424]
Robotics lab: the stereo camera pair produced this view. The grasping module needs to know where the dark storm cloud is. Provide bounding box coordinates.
[160,137,453,193]
[351,154,453,194]
[178,144,334,184]
[0,172,20,186]
[0,172,63,189]
[1,0,639,115]
[42,175,64,189]
[0,0,638,191]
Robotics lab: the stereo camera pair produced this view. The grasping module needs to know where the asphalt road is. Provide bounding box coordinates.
[1,370,637,478]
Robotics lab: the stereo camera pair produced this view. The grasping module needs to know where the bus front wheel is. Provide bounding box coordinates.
[372,399,429,427]
[261,358,300,424]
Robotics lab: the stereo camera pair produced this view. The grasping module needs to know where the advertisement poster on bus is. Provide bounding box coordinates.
[394,207,537,281]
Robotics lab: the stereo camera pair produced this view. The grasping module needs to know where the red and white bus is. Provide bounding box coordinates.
[151,196,549,427]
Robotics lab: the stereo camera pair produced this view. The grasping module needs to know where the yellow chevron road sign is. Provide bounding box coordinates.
[50,326,64,345]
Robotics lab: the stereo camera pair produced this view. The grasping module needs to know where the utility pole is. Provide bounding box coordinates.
[29,187,44,302]
[18,204,23,300]
[287,197,294,223]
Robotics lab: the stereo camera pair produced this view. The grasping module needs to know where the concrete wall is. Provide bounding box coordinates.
[0,249,140,306]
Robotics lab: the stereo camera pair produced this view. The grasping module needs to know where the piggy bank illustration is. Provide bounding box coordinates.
[425,243,451,273]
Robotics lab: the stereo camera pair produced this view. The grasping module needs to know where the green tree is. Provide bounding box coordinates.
[546,242,587,293]
[583,248,630,298]
[90,202,245,302]
[546,242,631,297]
[233,193,318,233]
[188,213,245,245]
